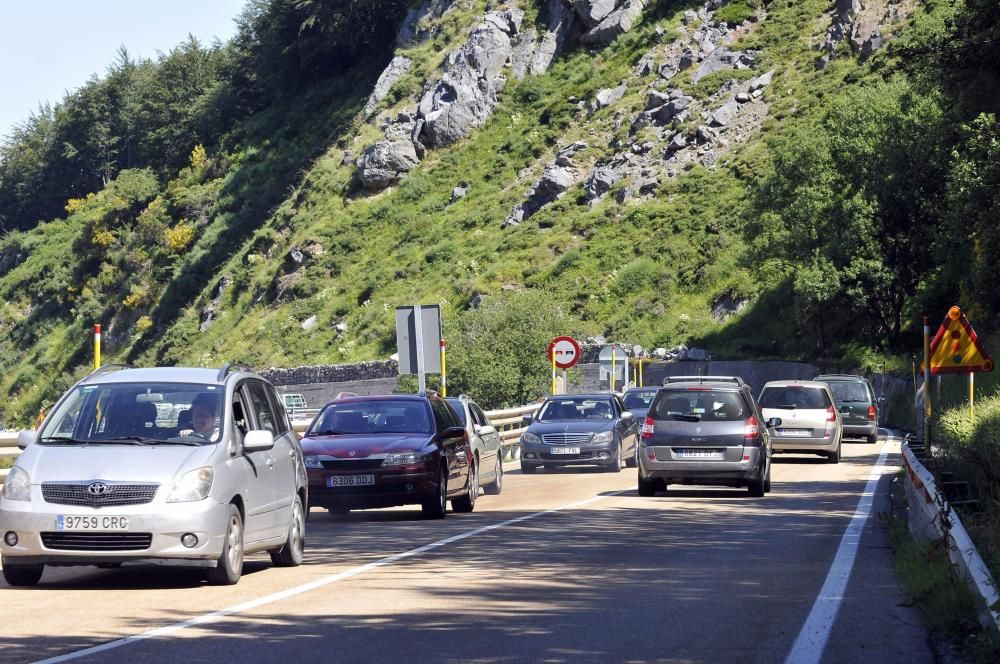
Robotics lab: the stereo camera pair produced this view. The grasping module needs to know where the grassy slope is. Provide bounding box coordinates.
[0,1,908,424]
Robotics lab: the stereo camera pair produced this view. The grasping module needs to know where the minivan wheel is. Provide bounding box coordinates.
[867,433,878,444]
[207,504,244,585]
[421,463,447,519]
[2,562,43,587]
[637,472,657,497]
[452,458,478,513]
[483,454,503,495]
[270,495,305,567]
[748,475,765,498]
[828,443,841,464]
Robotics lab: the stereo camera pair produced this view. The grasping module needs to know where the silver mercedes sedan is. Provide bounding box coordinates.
[0,364,307,586]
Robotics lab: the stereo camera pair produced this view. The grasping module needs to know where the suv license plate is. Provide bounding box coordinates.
[551,447,580,455]
[326,474,375,488]
[779,429,810,437]
[57,515,130,531]
[679,449,722,459]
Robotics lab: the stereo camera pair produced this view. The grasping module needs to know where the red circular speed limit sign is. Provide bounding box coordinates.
[548,336,581,369]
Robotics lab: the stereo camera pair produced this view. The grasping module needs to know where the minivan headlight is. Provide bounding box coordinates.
[167,467,214,503]
[591,431,614,444]
[522,432,541,445]
[2,467,31,502]
[382,452,431,466]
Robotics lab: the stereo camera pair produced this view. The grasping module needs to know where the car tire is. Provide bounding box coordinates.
[638,472,657,497]
[867,433,878,444]
[206,504,244,585]
[270,495,305,567]
[605,442,623,473]
[828,443,841,464]
[748,474,765,498]
[764,465,772,493]
[452,458,478,513]
[521,462,537,475]
[625,442,638,468]
[483,454,503,495]
[2,562,43,587]
[421,463,448,519]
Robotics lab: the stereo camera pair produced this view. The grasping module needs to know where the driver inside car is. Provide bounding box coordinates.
[181,393,220,440]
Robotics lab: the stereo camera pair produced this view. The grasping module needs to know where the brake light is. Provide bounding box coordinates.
[868,405,876,421]
[686,387,711,391]
[826,406,836,423]
[744,415,759,440]
[641,416,655,440]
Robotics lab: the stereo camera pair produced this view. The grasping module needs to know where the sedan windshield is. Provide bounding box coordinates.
[309,400,432,435]
[39,382,225,445]
[538,398,614,421]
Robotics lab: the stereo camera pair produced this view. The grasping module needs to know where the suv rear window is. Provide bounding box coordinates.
[651,389,747,421]
[759,386,831,409]
[825,381,870,403]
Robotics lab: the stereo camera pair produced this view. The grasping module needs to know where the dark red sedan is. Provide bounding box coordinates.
[300,393,476,519]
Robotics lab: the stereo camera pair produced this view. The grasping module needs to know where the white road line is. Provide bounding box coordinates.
[784,437,894,664]
[36,490,627,664]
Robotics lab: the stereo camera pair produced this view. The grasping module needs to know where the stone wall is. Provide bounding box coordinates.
[260,360,397,387]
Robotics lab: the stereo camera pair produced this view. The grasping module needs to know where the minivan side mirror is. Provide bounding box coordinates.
[766,417,782,428]
[620,411,634,420]
[244,430,275,451]
[17,430,35,450]
[877,397,886,405]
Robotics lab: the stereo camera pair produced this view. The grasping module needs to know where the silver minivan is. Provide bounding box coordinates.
[759,380,843,463]
[0,364,307,586]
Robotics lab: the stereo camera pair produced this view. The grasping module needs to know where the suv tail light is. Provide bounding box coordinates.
[641,416,655,440]
[867,405,876,421]
[744,415,760,445]
[826,406,836,423]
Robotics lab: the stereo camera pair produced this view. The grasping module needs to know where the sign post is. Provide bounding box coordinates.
[548,336,581,395]
[396,304,442,393]
[94,324,102,370]
[440,339,447,397]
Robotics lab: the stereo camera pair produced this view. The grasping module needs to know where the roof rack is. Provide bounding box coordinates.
[217,363,253,382]
[86,363,134,379]
[662,375,745,387]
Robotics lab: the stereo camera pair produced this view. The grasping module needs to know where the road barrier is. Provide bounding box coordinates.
[901,438,1000,633]
[0,402,541,485]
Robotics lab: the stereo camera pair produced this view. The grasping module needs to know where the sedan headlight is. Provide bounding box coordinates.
[2,467,31,502]
[522,432,541,445]
[303,455,323,469]
[382,452,431,466]
[591,431,614,444]
[167,467,214,503]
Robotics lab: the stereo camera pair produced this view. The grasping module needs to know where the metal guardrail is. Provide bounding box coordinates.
[0,402,542,484]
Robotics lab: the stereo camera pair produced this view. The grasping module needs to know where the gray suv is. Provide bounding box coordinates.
[637,377,779,497]
[1,364,307,586]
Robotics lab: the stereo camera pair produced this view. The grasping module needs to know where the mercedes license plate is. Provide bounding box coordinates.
[678,449,722,459]
[326,474,375,488]
[57,515,129,531]
[779,429,810,437]
[551,447,580,455]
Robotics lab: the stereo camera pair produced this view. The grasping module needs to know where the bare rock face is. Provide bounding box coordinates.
[584,166,621,200]
[397,0,458,47]
[416,9,524,149]
[504,143,588,226]
[364,56,412,117]
[573,0,618,27]
[581,0,645,45]
[356,140,420,189]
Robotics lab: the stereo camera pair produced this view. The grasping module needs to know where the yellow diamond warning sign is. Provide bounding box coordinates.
[929,306,994,374]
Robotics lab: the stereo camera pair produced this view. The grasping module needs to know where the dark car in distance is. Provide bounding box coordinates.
[300,394,476,519]
[520,394,638,473]
[622,387,659,421]
[814,374,881,443]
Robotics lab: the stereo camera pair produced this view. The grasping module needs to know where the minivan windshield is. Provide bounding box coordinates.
[759,386,831,409]
[825,381,869,403]
[39,382,224,445]
[308,400,432,435]
[652,389,746,422]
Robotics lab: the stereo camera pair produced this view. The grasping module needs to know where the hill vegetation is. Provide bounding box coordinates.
[0,0,998,422]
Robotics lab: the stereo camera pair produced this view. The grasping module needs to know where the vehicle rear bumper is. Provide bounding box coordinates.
[772,432,839,453]
[843,423,877,438]
[638,447,763,483]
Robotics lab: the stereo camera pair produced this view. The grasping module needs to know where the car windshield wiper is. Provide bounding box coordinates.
[39,436,87,445]
[308,430,345,436]
[85,436,154,445]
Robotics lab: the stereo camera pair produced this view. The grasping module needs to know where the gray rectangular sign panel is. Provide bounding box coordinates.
[395,304,441,374]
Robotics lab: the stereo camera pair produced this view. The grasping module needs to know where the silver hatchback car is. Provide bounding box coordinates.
[759,380,843,463]
[0,364,307,586]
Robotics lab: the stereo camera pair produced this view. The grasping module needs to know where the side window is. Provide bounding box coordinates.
[231,387,250,448]
[264,384,290,436]
[247,381,278,435]
[431,400,455,432]
[614,396,625,415]
[472,404,488,427]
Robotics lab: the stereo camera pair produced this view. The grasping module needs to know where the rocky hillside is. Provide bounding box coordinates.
[4,0,991,422]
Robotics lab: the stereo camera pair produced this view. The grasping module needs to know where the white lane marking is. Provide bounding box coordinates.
[37,490,627,663]
[784,437,894,664]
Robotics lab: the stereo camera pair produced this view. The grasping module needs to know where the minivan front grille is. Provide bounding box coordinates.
[41,482,159,508]
[41,532,152,551]
[541,433,593,446]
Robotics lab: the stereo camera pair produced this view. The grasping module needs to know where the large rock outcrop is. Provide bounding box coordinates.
[356,140,420,189]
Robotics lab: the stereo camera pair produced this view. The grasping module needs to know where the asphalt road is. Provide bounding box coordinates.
[0,431,935,664]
